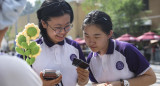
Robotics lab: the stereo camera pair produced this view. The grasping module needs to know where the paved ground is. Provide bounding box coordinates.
[150,64,160,86]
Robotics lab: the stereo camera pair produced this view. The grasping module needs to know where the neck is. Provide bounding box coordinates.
[99,41,109,55]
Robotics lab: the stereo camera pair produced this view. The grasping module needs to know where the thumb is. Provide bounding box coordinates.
[40,71,44,80]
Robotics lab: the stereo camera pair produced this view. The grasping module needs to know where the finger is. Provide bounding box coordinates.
[77,67,89,74]
[40,71,44,80]
[77,67,89,73]
[51,75,62,85]
[77,70,89,78]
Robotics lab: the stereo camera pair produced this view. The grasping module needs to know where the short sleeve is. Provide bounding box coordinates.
[124,44,150,76]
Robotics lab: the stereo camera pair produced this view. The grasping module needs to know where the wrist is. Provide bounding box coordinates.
[120,79,124,86]
[120,79,130,86]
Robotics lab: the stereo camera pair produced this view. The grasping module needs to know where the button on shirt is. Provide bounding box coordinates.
[87,39,150,83]
[32,38,85,86]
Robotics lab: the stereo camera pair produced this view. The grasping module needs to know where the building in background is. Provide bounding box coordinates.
[9,0,160,41]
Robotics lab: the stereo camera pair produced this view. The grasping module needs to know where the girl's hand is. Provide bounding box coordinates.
[40,72,62,86]
[77,67,89,86]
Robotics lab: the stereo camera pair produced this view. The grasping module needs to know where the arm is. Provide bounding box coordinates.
[108,67,156,86]
[0,27,8,47]
[92,67,156,86]
[127,67,156,86]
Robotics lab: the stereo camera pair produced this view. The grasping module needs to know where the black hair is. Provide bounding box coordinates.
[37,0,74,44]
[82,10,112,35]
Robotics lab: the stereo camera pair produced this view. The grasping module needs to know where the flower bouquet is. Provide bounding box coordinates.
[15,23,41,65]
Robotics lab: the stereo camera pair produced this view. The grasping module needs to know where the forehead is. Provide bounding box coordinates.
[48,14,70,25]
[84,25,105,35]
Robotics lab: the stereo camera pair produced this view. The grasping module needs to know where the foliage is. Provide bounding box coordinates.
[15,23,41,65]
[21,0,41,16]
[82,0,145,37]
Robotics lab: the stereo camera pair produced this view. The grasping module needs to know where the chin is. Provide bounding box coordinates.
[91,48,98,52]
[56,37,65,42]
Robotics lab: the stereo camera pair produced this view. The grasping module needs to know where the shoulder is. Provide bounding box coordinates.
[65,38,80,48]
[115,40,137,53]
[87,52,94,63]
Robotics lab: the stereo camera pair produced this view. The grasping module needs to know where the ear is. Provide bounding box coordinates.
[108,30,113,38]
[41,20,47,29]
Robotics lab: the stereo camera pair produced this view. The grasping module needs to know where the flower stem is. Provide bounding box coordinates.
[23,54,25,60]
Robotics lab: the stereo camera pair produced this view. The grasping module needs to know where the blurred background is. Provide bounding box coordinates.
[1,0,160,85]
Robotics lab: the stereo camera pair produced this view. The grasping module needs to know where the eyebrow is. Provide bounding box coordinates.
[84,33,101,36]
[94,34,101,36]
[54,22,70,26]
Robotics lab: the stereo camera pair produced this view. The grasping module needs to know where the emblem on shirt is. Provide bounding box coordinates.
[116,61,124,70]
[70,54,77,61]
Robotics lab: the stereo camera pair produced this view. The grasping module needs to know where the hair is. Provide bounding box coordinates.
[82,10,112,35]
[37,0,74,41]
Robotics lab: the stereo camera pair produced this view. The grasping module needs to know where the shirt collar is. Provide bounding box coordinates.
[43,37,64,47]
[94,39,115,57]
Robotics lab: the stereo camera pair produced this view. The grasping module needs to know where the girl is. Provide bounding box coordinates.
[82,10,156,86]
[33,0,89,86]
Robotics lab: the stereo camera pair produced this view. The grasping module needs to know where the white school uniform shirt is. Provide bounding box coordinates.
[87,39,150,83]
[32,38,85,86]
[0,55,42,86]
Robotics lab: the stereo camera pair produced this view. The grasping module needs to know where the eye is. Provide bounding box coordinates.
[65,25,70,28]
[95,37,100,39]
[85,35,89,38]
[55,27,62,29]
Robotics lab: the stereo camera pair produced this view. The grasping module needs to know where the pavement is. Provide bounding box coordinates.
[150,64,160,86]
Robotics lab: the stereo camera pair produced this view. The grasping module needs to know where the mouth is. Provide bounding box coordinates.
[56,35,65,40]
[90,46,96,49]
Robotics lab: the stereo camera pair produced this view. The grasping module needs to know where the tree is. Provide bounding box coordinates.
[21,1,34,16]
[82,0,144,37]
[21,0,41,16]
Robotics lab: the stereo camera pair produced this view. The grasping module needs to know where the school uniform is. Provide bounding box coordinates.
[32,37,85,86]
[87,39,150,83]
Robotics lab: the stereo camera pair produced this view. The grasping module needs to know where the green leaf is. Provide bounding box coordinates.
[15,47,24,55]
[21,42,28,49]
[29,41,36,49]
[30,57,35,65]
[30,45,40,55]
[24,50,30,56]
[26,57,31,65]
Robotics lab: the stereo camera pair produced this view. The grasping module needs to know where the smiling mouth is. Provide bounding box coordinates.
[90,47,96,49]
[56,35,64,38]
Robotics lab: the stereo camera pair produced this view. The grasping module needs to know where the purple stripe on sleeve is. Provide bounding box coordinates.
[89,68,98,83]
[87,52,98,83]
[115,40,149,76]
[87,52,93,63]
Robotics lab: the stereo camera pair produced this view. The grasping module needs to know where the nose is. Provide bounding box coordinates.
[88,39,96,46]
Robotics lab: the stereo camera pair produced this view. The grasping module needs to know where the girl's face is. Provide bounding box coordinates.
[42,14,71,43]
[83,25,112,55]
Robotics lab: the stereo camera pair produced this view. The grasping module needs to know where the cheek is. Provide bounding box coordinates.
[84,37,89,44]
[46,29,56,38]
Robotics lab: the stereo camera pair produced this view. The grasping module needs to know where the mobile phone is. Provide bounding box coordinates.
[72,58,89,69]
[42,69,61,80]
